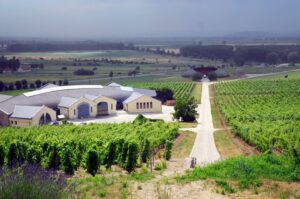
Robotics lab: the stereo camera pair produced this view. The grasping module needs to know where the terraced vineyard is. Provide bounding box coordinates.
[128,82,196,100]
[214,79,300,154]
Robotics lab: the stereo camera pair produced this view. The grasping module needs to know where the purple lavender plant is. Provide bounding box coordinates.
[0,164,70,199]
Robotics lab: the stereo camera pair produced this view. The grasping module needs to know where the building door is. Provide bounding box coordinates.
[78,103,90,119]
[97,102,108,116]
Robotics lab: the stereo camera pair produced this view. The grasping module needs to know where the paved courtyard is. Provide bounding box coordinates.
[71,105,175,124]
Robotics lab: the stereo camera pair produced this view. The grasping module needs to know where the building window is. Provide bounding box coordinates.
[74,109,76,115]
[136,102,139,109]
[11,121,13,125]
[111,104,113,110]
[91,107,93,113]
[15,121,17,125]
[150,102,153,109]
[140,103,142,109]
[143,102,146,109]
[147,102,149,109]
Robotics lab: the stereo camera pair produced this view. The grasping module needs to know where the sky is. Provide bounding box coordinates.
[0,0,300,39]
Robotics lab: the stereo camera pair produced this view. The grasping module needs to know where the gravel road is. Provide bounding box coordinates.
[189,78,221,166]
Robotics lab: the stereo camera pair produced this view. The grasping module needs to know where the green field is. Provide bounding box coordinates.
[0,120,179,173]
[126,82,201,103]
[214,77,300,154]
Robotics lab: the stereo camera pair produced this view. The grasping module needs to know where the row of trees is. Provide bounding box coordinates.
[181,45,300,66]
[0,79,69,92]
[0,56,20,72]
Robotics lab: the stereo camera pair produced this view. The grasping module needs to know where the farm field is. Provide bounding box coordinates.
[214,78,300,154]
[0,120,179,173]
[127,82,201,103]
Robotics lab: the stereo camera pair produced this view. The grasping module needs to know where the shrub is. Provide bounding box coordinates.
[0,143,6,167]
[104,141,117,169]
[60,146,77,175]
[7,141,27,166]
[0,164,68,199]
[192,72,203,81]
[73,69,95,76]
[141,139,151,163]
[164,140,173,160]
[85,147,100,176]
[26,145,42,164]
[125,142,139,173]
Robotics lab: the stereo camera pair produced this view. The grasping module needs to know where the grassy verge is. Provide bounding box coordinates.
[214,130,242,158]
[172,131,196,159]
[209,84,222,129]
[0,89,32,96]
[191,82,201,103]
[177,155,300,188]
[179,122,198,128]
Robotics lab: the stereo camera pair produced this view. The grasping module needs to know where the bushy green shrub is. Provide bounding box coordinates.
[85,147,100,176]
[164,140,173,161]
[0,143,6,167]
[104,141,117,169]
[60,146,77,175]
[7,141,28,166]
[125,142,139,173]
[141,139,151,163]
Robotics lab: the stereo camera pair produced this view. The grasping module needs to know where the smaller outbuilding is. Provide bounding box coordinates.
[123,92,162,113]
[9,105,56,127]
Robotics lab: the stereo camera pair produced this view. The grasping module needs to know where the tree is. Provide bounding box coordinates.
[207,72,217,81]
[266,52,279,65]
[8,83,14,90]
[21,79,28,89]
[0,81,5,91]
[63,79,69,85]
[85,147,100,176]
[173,97,198,122]
[15,81,22,90]
[155,88,174,103]
[60,146,77,175]
[164,140,173,161]
[192,72,203,81]
[141,139,151,163]
[35,80,42,88]
[288,52,300,66]
[109,71,113,80]
[29,83,35,89]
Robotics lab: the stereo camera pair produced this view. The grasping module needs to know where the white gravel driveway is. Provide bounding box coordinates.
[188,79,221,166]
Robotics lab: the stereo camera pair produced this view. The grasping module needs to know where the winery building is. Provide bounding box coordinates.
[0,83,162,127]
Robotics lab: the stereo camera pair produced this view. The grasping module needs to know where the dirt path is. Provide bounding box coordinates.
[189,78,221,166]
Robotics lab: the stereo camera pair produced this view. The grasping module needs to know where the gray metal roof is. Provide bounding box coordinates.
[0,94,12,103]
[123,92,144,104]
[0,85,156,115]
[84,94,99,101]
[57,97,79,108]
[10,105,44,119]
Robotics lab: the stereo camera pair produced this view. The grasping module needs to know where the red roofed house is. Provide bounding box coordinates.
[18,64,32,73]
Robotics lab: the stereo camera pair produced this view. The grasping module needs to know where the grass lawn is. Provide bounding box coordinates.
[191,82,201,104]
[179,122,198,128]
[0,89,33,96]
[214,130,242,158]
[172,131,196,159]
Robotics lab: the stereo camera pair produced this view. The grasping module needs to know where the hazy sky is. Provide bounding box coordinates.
[0,0,300,38]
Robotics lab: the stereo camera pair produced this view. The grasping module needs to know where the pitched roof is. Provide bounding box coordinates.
[123,92,144,104]
[84,94,99,101]
[0,94,12,103]
[57,96,79,108]
[10,105,44,119]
